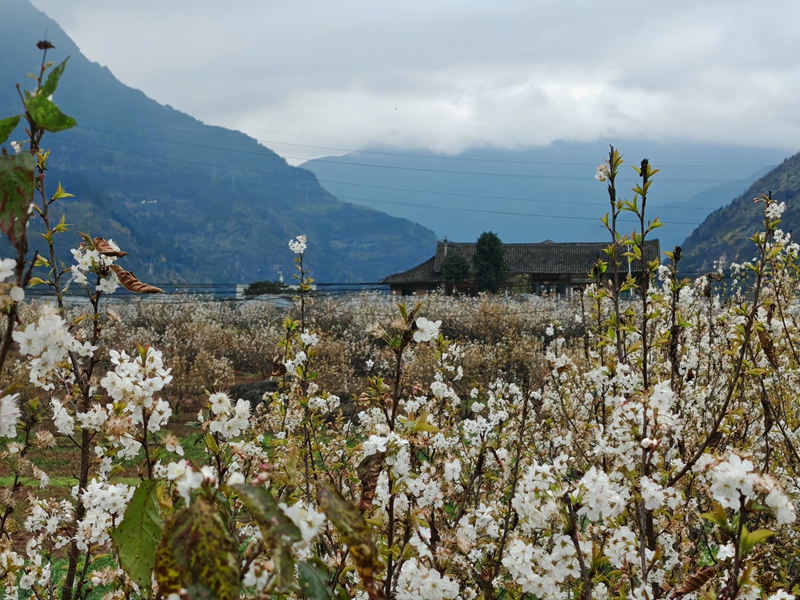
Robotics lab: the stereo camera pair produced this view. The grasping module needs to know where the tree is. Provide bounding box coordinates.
[441,252,470,295]
[472,232,508,293]
[245,280,288,296]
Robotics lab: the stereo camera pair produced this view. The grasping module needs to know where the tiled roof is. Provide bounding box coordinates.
[380,257,439,284]
[433,240,661,274]
[381,240,661,283]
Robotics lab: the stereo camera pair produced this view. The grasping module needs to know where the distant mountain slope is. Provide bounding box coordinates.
[0,0,436,283]
[302,143,787,253]
[680,152,800,276]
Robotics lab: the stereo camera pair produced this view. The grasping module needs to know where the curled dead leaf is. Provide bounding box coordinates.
[674,567,715,597]
[356,452,383,510]
[757,328,779,369]
[93,237,128,258]
[110,265,162,294]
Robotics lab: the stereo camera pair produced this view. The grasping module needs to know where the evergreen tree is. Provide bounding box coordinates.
[441,252,470,295]
[473,232,508,293]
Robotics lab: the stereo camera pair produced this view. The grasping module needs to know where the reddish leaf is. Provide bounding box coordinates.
[93,236,128,258]
[110,264,163,294]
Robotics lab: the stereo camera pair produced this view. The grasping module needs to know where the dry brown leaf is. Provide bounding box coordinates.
[93,237,128,258]
[356,452,383,510]
[757,328,779,369]
[110,264,162,294]
[271,363,287,378]
[674,567,715,597]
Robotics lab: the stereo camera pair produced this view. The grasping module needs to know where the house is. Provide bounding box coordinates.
[381,239,661,296]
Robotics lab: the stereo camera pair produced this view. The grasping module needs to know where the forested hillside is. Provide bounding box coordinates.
[0,0,436,283]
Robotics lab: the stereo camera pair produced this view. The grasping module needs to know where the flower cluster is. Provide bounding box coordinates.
[13,305,95,389]
[70,239,122,292]
[288,234,307,254]
[206,391,251,439]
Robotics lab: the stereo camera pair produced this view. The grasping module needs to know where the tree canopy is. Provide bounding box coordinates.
[441,251,470,295]
[472,232,508,293]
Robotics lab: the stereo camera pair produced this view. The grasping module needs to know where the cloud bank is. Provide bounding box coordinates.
[30,0,800,162]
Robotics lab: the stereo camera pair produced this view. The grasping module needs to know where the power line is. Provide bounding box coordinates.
[78,143,723,226]
[72,125,769,185]
[70,130,723,210]
[333,194,703,225]
[250,139,779,170]
[287,155,766,184]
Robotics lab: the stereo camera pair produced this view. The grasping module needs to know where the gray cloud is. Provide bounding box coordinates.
[30,0,800,162]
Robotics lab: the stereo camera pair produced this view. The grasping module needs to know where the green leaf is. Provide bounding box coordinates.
[53,212,69,233]
[298,559,334,600]
[316,483,385,600]
[204,432,219,454]
[25,94,77,132]
[39,57,69,98]
[154,497,240,600]
[112,480,163,597]
[230,483,301,592]
[0,152,36,248]
[27,277,47,287]
[702,502,731,533]
[410,410,439,433]
[740,528,774,556]
[0,115,21,145]
[52,182,74,200]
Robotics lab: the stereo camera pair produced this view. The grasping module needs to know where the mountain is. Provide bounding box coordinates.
[0,0,437,284]
[302,143,789,254]
[680,152,800,276]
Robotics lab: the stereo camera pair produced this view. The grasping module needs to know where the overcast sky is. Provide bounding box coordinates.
[28,0,800,163]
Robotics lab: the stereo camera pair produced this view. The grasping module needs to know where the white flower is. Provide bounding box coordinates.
[70,264,88,286]
[765,201,786,220]
[716,543,735,561]
[9,285,24,302]
[300,329,318,347]
[413,317,441,343]
[166,460,187,481]
[10,141,24,154]
[51,398,75,436]
[278,500,326,548]
[595,163,609,182]
[97,272,119,294]
[396,557,459,600]
[444,458,461,482]
[209,392,232,416]
[228,472,245,486]
[765,486,796,525]
[175,466,204,505]
[710,453,758,509]
[640,476,664,510]
[0,393,21,438]
[289,234,307,254]
[0,258,15,280]
[165,438,184,456]
[363,435,388,457]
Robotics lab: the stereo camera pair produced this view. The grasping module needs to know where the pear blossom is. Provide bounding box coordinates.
[288,234,307,254]
[300,329,318,346]
[414,317,441,343]
[0,393,20,438]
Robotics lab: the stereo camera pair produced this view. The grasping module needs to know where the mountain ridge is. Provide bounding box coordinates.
[302,142,789,254]
[0,0,437,283]
[680,151,800,275]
